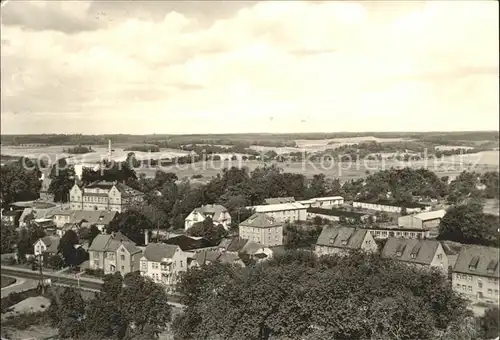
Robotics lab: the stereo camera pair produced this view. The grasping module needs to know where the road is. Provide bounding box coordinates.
[0,266,184,307]
[1,276,38,298]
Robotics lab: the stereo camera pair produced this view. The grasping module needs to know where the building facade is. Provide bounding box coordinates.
[397,210,446,238]
[88,232,142,275]
[34,236,60,256]
[250,202,307,223]
[184,204,232,231]
[452,245,499,305]
[70,181,144,213]
[298,196,344,208]
[381,238,448,274]
[239,213,284,247]
[352,200,431,214]
[315,226,378,257]
[140,243,191,292]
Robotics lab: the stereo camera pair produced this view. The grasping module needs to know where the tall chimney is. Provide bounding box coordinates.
[144,229,149,245]
[108,139,112,162]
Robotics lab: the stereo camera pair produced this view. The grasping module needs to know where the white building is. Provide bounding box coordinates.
[140,243,191,292]
[184,204,232,231]
[34,236,60,256]
[397,210,446,237]
[299,196,344,208]
[249,202,307,223]
[352,200,431,214]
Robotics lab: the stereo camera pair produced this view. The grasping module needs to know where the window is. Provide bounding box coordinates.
[478,282,483,288]
[152,263,159,269]
[120,255,125,261]
[488,289,492,295]
[180,261,183,268]
[468,286,472,292]
[121,266,125,271]
[437,254,443,260]
[495,290,499,295]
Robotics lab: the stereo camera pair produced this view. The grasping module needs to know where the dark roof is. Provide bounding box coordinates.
[192,204,228,221]
[195,250,242,265]
[219,237,264,254]
[381,238,441,266]
[40,236,60,253]
[240,213,282,228]
[164,235,212,251]
[84,181,143,197]
[89,232,134,252]
[264,197,296,204]
[1,210,22,217]
[316,226,369,250]
[71,210,117,225]
[142,243,179,262]
[307,207,367,218]
[453,245,500,278]
[86,181,115,189]
[355,199,428,209]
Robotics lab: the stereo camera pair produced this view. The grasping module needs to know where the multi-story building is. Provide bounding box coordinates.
[315,226,378,257]
[52,210,117,231]
[452,245,499,305]
[250,202,307,223]
[381,238,448,274]
[184,204,232,231]
[264,197,296,205]
[352,199,431,214]
[69,181,144,213]
[140,243,190,292]
[239,213,284,247]
[88,232,142,275]
[306,207,373,223]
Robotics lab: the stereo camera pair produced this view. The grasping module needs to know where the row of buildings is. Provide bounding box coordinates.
[314,226,499,306]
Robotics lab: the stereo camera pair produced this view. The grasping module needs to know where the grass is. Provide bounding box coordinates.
[1,276,16,288]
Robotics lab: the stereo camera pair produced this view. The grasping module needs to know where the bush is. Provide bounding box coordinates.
[84,268,104,277]
[2,311,49,330]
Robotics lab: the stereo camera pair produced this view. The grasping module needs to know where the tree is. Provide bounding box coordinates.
[438,202,499,246]
[478,306,500,339]
[1,222,17,254]
[58,230,80,267]
[47,254,65,269]
[107,209,153,245]
[187,217,227,246]
[173,251,470,340]
[0,158,41,204]
[48,161,75,203]
[79,224,100,246]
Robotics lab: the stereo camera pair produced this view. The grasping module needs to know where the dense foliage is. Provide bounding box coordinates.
[438,202,500,247]
[63,146,94,154]
[0,157,42,205]
[173,251,474,340]
[186,217,228,246]
[48,159,76,203]
[47,272,172,339]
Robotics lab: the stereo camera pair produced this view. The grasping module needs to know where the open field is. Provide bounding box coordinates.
[134,153,499,180]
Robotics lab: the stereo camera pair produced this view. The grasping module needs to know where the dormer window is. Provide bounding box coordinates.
[410,253,416,259]
[341,240,348,246]
[469,256,480,271]
[395,243,406,257]
[396,251,402,257]
[487,260,498,273]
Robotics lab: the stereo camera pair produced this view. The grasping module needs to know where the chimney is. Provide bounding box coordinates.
[144,229,149,245]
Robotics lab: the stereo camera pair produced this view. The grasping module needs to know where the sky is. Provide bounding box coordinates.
[1,0,499,135]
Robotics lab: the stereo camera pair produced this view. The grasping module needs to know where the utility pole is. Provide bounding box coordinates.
[38,254,44,293]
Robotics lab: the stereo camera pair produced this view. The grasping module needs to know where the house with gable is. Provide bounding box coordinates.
[34,236,60,256]
[452,245,499,305]
[88,232,142,275]
[140,243,190,291]
[184,204,232,231]
[219,236,274,262]
[381,238,448,274]
[315,226,378,257]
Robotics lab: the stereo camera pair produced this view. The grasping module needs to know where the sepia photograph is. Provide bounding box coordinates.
[0,1,499,339]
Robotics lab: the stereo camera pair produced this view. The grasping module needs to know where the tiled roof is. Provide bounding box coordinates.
[195,250,242,265]
[307,208,367,218]
[264,197,296,205]
[193,204,228,221]
[316,226,368,250]
[142,243,179,262]
[115,183,144,197]
[240,213,282,228]
[70,210,118,225]
[89,232,133,252]
[84,181,143,197]
[40,236,60,253]
[453,245,500,278]
[120,242,142,255]
[381,238,441,266]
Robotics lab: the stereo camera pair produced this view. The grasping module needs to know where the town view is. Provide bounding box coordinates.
[0,1,499,340]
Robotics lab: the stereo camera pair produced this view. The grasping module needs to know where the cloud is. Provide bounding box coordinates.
[0,0,498,134]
